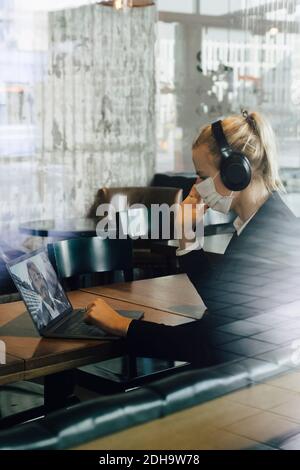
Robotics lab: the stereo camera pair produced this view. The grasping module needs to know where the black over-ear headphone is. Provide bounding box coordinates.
[211,120,252,191]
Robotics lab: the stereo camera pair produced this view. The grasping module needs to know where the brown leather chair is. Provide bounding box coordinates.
[87,186,183,217]
[87,186,183,277]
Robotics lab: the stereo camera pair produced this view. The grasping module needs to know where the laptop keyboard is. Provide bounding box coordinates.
[55,309,109,338]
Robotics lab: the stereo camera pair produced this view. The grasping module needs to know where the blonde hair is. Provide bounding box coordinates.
[192,111,284,193]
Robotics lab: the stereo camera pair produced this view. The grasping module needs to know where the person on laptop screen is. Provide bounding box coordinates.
[9,252,70,331]
[26,260,63,329]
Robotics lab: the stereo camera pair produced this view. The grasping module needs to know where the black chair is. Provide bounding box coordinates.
[48,237,134,288]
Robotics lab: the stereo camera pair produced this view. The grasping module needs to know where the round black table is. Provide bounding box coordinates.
[19,208,153,240]
[19,211,151,239]
[19,216,234,240]
[19,218,105,238]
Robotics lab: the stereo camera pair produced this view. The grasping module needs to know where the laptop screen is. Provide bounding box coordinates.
[7,249,72,332]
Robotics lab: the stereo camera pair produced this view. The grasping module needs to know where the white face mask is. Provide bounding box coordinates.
[195,173,234,214]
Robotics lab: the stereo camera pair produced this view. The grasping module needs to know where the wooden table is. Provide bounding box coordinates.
[81,273,206,319]
[0,289,192,387]
[0,280,194,426]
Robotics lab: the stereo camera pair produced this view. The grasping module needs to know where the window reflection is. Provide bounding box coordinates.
[156,0,300,205]
[157,0,195,14]
[0,0,156,250]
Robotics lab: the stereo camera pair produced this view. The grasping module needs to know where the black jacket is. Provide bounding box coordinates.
[126,192,300,366]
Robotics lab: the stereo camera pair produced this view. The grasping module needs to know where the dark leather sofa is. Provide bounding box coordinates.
[0,355,289,450]
[151,172,197,199]
[87,186,183,219]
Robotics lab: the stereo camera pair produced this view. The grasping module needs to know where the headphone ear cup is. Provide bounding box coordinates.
[220,153,252,191]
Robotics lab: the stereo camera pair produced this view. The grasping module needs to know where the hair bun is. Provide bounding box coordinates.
[241,108,259,134]
[241,109,249,119]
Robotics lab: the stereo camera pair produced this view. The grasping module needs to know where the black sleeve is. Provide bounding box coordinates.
[178,247,212,281]
[125,249,219,366]
[177,247,223,313]
[126,318,216,367]
[177,247,217,291]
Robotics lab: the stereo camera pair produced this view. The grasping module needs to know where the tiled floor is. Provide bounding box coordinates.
[75,369,300,450]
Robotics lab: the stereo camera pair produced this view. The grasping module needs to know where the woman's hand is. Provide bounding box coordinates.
[181,178,209,226]
[182,179,202,206]
[175,178,208,248]
[84,298,132,337]
[182,178,209,218]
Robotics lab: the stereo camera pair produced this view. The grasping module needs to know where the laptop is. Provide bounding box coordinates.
[6,249,144,340]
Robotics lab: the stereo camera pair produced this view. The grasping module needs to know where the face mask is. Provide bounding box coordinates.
[195,173,234,214]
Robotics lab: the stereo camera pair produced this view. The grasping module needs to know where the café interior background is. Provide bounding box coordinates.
[0,0,300,248]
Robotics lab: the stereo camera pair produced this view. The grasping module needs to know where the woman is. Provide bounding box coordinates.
[84,110,300,367]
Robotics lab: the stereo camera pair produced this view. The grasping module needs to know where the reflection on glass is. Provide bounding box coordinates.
[156,0,300,205]
[157,0,195,14]
[0,0,155,250]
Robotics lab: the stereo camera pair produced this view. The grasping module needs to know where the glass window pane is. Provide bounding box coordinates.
[157,0,195,13]
[156,0,300,205]
[0,0,157,251]
[199,0,241,15]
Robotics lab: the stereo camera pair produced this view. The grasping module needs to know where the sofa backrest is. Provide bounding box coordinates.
[87,186,183,218]
[0,355,285,450]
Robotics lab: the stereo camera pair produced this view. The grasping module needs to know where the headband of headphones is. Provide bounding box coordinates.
[211,119,252,191]
[211,120,232,159]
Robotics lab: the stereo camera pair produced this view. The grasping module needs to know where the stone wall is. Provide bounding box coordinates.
[0,3,156,245]
[39,3,156,218]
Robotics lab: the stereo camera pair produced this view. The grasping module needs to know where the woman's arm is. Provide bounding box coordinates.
[85,298,215,366]
[126,318,215,366]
